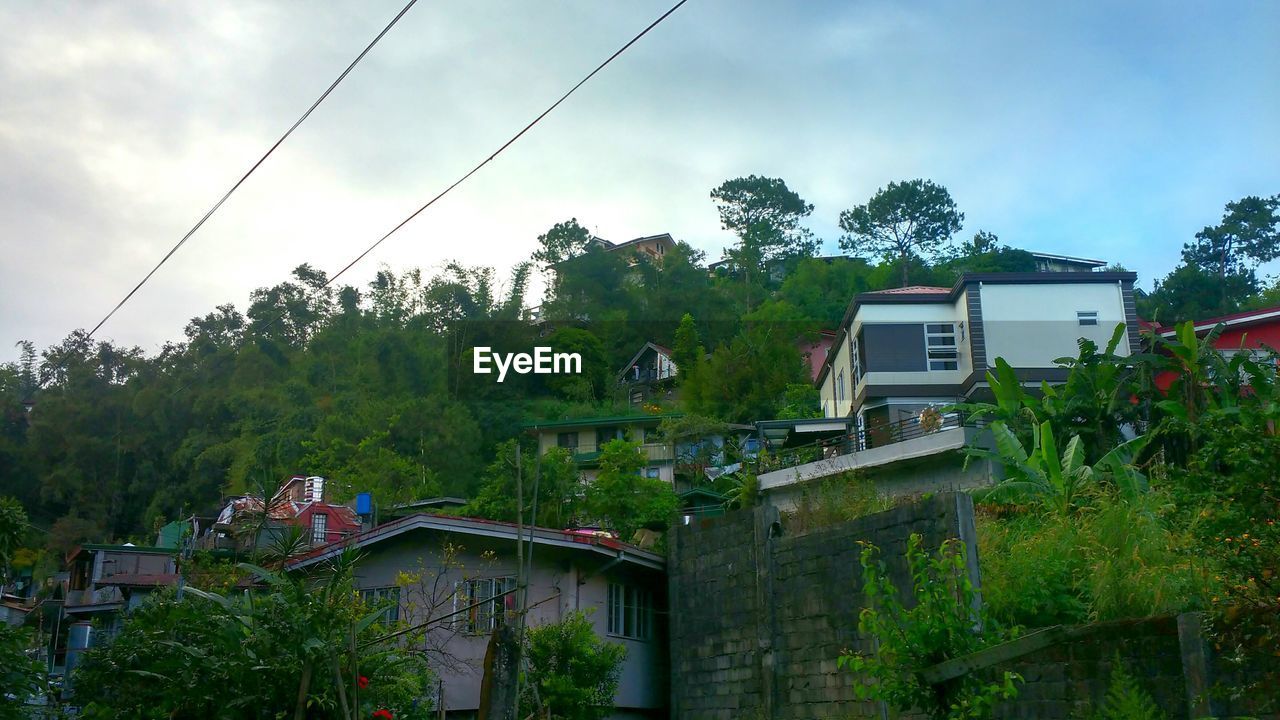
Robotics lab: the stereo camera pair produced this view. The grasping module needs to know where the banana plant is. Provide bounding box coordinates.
[970,420,1151,515]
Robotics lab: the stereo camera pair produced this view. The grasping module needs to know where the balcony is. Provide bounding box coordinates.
[64,586,124,612]
[756,412,978,491]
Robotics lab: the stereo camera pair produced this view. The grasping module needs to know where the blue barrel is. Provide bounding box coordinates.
[356,492,372,515]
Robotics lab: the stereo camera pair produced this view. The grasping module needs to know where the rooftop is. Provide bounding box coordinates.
[1153,304,1280,336]
[523,412,682,430]
[286,512,665,572]
[866,285,950,295]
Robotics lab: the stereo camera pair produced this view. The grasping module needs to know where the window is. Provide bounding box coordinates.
[850,334,863,384]
[310,513,328,545]
[597,426,624,447]
[925,324,958,371]
[643,466,661,479]
[836,370,846,402]
[557,432,579,450]
[360,586,401,624]
[607,583,652,640]
[1077,311,1098,326]
[454,577,517,634]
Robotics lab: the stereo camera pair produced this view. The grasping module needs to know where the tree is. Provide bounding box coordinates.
[542,328,608,402]
[468,442,582,530]
[686,324,809,423]
[0,497,26,588]
[582,440,678,542]
[533,218,594,268]
[670,314,702,384]
[1142,263,1258,323]
[74,556,433,719]
[1,622,45,717]
[520,611,626,720]
[838,179,964,287]
[1183,194,1280,283]
[710,176,817,303]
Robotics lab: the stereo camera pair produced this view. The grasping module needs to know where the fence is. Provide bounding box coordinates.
[757,411,971,473]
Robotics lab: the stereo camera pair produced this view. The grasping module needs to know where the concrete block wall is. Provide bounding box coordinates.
[668,493,977,720]
[668,494,1277,719]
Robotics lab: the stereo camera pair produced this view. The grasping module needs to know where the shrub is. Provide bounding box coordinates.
[521,611,626,720]
[839,534,1020,719]
[782,471,892,534]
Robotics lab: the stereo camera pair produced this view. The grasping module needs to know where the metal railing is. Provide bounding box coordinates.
[619,368,677,385]
[756,411,970,474]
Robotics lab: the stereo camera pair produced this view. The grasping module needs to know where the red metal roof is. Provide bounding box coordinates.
[1153,304,1280,335]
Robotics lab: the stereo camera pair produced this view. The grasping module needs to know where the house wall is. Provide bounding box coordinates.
[851,293,972,400]
[979,282,1132,367]
[95,551,174,582]
[294,504,362,546]
[348,529,667,717]
[820,332,853,418]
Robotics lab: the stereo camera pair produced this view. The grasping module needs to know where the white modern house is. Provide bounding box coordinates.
[759,271,1140,508]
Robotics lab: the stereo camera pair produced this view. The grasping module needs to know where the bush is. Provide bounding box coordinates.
[782,472,893,534]
[839,534,1020,719]
[74,557,433,719]
[0,622,45,719]
[521,611,626,720]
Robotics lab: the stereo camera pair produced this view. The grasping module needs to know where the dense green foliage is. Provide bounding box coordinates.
[1141,193,1280,322]
[0,623,45,719]
[961,318,1280,707]
[520,611,626,720]
[74,556,431,719]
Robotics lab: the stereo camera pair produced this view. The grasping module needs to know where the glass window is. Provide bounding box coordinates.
[557,432,579,450]
[310,513,328,545]
[850,334,863,384]
[607,582,652,640]
[836,370,845,402]
[454,577,517,634]
[1077,311,1099,326]
[925,324,958,371]
[359,586,401,624]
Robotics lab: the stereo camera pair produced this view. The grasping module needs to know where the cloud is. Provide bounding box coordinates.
[1,0,1278,360]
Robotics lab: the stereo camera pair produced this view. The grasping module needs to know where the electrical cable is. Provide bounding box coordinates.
[49,0,423,386]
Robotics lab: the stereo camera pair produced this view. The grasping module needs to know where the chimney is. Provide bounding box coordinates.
[305,476,325,504]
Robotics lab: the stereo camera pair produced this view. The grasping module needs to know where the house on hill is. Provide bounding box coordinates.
[618,342,679,406]
[588,233,675,265]
[286,513,667,719]
[526,414,680,484]
[758,271,1140,509]
[201,475,362,552]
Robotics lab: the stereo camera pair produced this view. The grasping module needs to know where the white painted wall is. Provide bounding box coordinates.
[979,282,1131,368]
[821,332,853,418]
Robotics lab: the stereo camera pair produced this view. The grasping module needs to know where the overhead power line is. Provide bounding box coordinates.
[75,0,689,404]
[80,0,424,345]
[310,0,692,294]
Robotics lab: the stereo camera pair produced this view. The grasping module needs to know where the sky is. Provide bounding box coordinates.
[1,0,1278,361]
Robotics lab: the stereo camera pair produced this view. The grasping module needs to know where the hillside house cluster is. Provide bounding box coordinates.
[17,236,1278,719]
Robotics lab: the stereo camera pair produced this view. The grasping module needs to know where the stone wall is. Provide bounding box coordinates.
[667,492,978,719]
[667,494,1278,720]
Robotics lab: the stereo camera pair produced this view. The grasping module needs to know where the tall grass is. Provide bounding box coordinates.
[977,490,1217,628]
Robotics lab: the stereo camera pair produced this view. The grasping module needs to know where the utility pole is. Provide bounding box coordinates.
[513,441,524,719]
